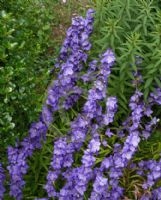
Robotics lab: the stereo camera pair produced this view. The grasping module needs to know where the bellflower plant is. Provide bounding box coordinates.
[56,9,95,68]
[141,159,161,190]
[81,60,98,83]
[7,9,95,200]
[151,187,161,200]
[88,101,118,200]
[45,48,116,198]
[149,88,161,105]
[59,126,100,200]
[142,117,159,139]
[61,85,118,200]
[103,97,118,125]
[88,89,145,200]
[89,172,109,200]
[1,3,161,199]
[114,90,144,169]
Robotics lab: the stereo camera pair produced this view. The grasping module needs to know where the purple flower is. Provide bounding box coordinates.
[101,157,111,169]
[89,173,108,200]
[63,87,82,109]
[102,140,108,147]
[7,121,47,199]
[103,97,117,125]
[152,187,161,200]
[44,170,59,197]
[88,138,101,153]
[105,128,114,137]
[55,9,94,67]
[101,49,116,65]
[149,88,161,105]
[82,150,96,167]
[58,166,93,199]
[81,60,98,83]
[140,192,152,200]
[141,159,161,190]
[142,117,159,139]
[8,9,95,199]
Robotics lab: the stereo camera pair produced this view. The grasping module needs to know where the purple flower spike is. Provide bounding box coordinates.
[8,9,95,200]
[45,48,116,198]
[103,97,117,125]
[149,88,161,105]
[89,173,108,200]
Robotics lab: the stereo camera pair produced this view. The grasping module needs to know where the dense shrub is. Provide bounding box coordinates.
[0,0,55,148]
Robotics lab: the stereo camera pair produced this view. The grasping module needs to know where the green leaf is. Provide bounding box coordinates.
[144,78,153,89]
[154,77,161,88]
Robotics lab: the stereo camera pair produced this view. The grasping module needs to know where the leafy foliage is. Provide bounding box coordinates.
[92,0,161,114]
[0,0,56,149]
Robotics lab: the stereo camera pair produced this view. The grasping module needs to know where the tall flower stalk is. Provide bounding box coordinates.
[7,9,95,200]
[45,49,116,198]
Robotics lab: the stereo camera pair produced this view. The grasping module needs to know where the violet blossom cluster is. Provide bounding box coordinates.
[87,90,145,200]
[58,95,118,200]
[102,89,161,198]
[56,9,94,68]
[151,187,161,200]
[89,172,109,200]
[104,87,161,199]
[58,82,118,200]
[149,88,161,105]
[135,159,161,200]
[81,60,98,83]
[103,97,118,125]
[89,100,118,200]
[137,159,161,188]
[44,56,160,199]
[7,9,95,200]
[7,121,47,199]
[61,96,118,200]
[113,90,144,169]
[59,135,100,199]
[141,117,159,139]
[45,49,116,198]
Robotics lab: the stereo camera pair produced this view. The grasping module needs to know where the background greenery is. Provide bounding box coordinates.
[0,0,55,151]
